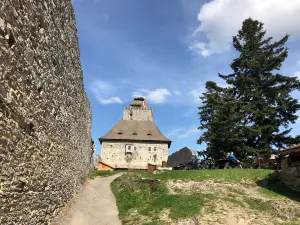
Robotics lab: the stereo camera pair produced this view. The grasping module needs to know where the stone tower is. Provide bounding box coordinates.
[99,97,171,169]
[123,97,154,121]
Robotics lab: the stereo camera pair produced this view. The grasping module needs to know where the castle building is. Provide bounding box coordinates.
[99,97,171,169]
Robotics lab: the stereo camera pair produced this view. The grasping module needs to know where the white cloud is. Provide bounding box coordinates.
[189,84,205,104]
[100,97,123,104]
[92,80,114,92]
[167,126,199,138]
[294,71,300,78]
[133,88,171,104]
[174,90,181,95]
[191,0,300,56]
[90,80,123,105]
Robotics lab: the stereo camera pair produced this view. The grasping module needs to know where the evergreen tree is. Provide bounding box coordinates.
[198,82,243,159]
[219,18,300,156]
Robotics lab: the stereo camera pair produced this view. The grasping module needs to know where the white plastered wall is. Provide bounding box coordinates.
[101,141,168,169]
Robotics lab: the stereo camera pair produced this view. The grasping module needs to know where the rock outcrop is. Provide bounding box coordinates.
[167,147,196,167]
[0,1,92,224]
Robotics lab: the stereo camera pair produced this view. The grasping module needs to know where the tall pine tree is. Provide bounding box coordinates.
[198,18,300,159]
[198,82,244,159]
[219,18,300,156]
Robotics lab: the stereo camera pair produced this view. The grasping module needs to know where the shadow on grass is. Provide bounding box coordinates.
[88,170,120,179]
[256,172,300,202]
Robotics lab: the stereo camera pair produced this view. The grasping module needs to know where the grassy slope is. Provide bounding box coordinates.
[137,169,274,183]
[111,169,276,225]
[111,173,217,225]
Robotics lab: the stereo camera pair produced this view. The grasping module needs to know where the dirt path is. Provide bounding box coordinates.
[54,173,122,225]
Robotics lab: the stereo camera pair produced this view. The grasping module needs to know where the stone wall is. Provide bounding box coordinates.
[123,107,154,121]
[101,141,168,169]
[0,1,92,224]
[279,158,300,191]
[279,166,300,191]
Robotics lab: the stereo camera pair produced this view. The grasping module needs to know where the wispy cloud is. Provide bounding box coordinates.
[167,126,199,139]
[174,90,181,95]
[90,79,123,104]
[190,0,300,56]
[76,7,218,107]
[295,61,300,78]
[99,97,122,104]
[133,88,171,104]
[189,82,206,104]
[294,71,300,78]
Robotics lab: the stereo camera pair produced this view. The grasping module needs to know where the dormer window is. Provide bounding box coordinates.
[132,131,137,135]
[117,131,123,135]
[147,131,152,136]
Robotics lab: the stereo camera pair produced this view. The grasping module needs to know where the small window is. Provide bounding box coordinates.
[154,147,156,151]
[134,146,137,151]
[148,147,151,151]
[132,132,137,135]
[128,145,131,150]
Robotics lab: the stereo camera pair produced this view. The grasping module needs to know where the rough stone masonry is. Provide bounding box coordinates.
[0,1,92,224]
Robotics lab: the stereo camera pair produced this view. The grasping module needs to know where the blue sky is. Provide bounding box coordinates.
[72,0,300,156]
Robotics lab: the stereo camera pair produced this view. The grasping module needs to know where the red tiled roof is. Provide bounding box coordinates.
[99,161,114,169]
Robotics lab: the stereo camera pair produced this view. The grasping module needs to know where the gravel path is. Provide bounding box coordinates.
[54,173,122,225]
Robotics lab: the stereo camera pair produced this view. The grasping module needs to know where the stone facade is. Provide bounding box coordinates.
[279,156,300,191]
[123,107,154,121]
[279,166,300,191]
[101,141,169,169]
[0,1,91,224]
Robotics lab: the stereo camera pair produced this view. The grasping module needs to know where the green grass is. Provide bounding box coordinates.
[111,170,300,224]
[244,197,273,212]
[227,186,247,195]
[259,187,286,199]
[261,180,300,202]
[111,173,217,224]
[88,170,120,179]
[222,197,245,208]
[137,169,273,183]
